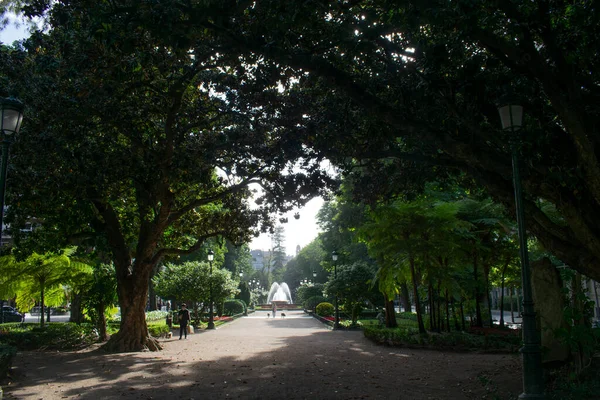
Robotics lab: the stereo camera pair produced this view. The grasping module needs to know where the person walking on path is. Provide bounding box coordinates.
[178,303,191,340]
[272,303,277,318]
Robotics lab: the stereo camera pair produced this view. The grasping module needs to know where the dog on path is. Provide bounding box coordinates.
[280,313,286,319]
[267,313,270,318]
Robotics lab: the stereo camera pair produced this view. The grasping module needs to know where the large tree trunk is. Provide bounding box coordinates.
[102,259,161,352]
[96,301,109,342]
[399,280,411,312]
[384,297,397,328]
[70,291,85,324]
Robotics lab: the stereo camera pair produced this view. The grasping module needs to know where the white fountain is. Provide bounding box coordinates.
[267,282,293,304]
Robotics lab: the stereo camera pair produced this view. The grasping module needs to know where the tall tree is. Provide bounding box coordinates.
[1,1,333,351]
[270,225,287,282]
[0,247,92,327]
[194,0,600,282]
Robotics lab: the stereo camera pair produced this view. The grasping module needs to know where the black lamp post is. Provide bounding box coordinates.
[332,250,340,329]
[498,101,545,399]
[239,272,248,315]
[207,250,215,329]
[0,97,24,247]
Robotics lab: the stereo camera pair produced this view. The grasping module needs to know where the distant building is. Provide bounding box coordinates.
[250,249,271,270]
[250,249,293,270]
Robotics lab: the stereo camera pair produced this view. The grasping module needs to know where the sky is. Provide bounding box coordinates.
[0,15,33,44]
[1,19,326,257]
[250,196,324,256]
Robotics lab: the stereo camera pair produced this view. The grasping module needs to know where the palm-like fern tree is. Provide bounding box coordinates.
[0,247,92,326]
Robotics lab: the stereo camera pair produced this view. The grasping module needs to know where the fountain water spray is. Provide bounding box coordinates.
[267,282,293,304]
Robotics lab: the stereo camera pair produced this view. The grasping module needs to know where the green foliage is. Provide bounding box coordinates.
[223,299,246,316]
[80,262,118,336]
[147,321,170,338]
[154,261,238,324]
[0,248,93,324]
[363,327,520,352]
[236,281,251,308]
[397,312,418,321]
[283,239,327,286]
[0,323,98,350]
[315,302,334,317]
[547,354,600,400]
[1,0,333,350]
[296,284,324,306]
[304,295,326,311]
[325,261,381,324]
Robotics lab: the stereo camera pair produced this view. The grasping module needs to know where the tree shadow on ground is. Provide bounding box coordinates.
[5,315,523,400]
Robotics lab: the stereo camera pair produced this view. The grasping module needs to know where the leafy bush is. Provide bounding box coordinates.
[223,299,246,316]
[304,296,326,311]
[0,344,16,380]
[316,302,334,317]
[397,312,418,321]
[363,326,520,352]
[148,321,170,337]
[0,323,98,350]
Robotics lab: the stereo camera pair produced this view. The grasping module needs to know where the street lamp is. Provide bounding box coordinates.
[207,249,215,329]
[332,250,340,329]
[498,100,544,399]
[0,97,24,246]
[238,272,248,315]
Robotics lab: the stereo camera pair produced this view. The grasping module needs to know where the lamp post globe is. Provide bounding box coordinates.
[0,97,24,247]
[207,250,215,329]
[498,101,544,399]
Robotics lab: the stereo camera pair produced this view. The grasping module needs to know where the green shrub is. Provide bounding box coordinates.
[0,323,98,350]
[0,344,16,380]
[363,326,520,352]
[148,321,170,337]
[316,302,334,317]
[223,299,246,316]
[304,296,326,311]
[397,312,418,321]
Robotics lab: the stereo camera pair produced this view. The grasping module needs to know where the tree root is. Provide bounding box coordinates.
[101,332,163,353]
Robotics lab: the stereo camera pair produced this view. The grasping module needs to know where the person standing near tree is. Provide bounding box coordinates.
[178,303,191,340]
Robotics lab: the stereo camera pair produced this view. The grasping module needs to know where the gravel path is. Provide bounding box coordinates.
[3,310,523,399]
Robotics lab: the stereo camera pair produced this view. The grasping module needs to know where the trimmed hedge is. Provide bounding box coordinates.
[148,321,171,337]
[363,326,520,352]
[223,299,246,316]
[316,302,334,317]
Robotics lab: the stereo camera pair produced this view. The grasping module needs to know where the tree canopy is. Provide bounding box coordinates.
[0,0,334,351]
[196,0,600,282]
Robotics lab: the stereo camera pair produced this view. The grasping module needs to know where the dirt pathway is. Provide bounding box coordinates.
[3,310,522,399]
